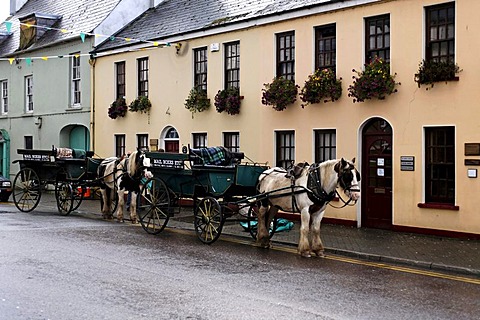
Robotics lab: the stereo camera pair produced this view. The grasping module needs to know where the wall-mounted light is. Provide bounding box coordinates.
[34,116,42,128]
[175,43,182,55]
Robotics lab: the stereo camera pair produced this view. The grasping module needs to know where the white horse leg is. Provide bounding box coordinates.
[256,205,271,248]
[298,207,311,257]
[100,188,112,219]
[116,189,125,222]
[310,209,326,257]
[130,192,138,224]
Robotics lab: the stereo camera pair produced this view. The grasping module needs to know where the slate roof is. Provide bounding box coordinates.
[0,0,122,57]
[95,0,339,52]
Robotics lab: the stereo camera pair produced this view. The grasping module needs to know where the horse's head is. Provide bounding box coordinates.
[130,149,153,180]
[334,158,361,201]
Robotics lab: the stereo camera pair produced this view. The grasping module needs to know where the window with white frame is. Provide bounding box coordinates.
[223,132,240,153]
[192,133,207,148]
[25,75,33,112]
[425,126,455,204]
[276,130,295,168]
[1,80,8,114]
[71,54,81,106]
[115,134,126,158]
[137,133,149,151]
[314,129,336,163]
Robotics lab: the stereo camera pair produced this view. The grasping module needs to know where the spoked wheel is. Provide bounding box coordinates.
[194,196,224,244]
[247,204,278,240]
[55,182,74,215]
[71,184,85,212]
[13,168,42,212]
[138,177,171,235]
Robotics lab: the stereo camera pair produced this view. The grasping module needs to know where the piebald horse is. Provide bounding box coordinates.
[256,158,360,257]
[97,150,153,223]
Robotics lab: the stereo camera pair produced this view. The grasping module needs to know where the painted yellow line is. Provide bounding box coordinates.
[160,227,480,285]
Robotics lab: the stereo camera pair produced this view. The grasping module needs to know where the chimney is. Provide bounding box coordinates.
[10,0,28,16]
[10,0,16,15]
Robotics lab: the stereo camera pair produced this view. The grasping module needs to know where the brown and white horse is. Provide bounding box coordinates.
[256,158,360,257]
[97,150,153,223]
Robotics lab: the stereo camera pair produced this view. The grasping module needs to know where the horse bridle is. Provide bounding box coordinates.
[332,162,361,208]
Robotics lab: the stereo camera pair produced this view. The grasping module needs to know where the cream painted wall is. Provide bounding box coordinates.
[93,0,480,234]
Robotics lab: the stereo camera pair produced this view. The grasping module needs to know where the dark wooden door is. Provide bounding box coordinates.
[165,141,179,153]
[362,119,393,229]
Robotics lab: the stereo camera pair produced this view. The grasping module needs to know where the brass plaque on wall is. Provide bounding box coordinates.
[465,143,480,156]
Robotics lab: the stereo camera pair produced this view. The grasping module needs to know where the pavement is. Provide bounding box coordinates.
[4,192,480,277]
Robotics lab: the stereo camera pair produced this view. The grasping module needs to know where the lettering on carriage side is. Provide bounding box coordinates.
[152,158,184,169]
[23,154,51,161]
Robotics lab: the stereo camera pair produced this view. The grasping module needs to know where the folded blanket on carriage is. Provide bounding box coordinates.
[198,146,227,166]
[55,147,87,159]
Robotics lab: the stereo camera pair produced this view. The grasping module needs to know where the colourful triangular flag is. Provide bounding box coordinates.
[8,58,14,65]
[26,58,32,66]
[80,33,86,42]
[5,21,12,32]
[41,57,48,61]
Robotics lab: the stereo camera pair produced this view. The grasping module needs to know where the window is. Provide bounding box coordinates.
[138,57,149,97]
[25,75,33,112]
[192,133,207,148]
[276,31,295,81]
[115,61,126,99]
[115,134,126,158]
[24,136,33,149]
[194,47,208,91]
[137,134,149,151]
[1,80,7,114]
[426,3,455,62]
[223,132,240,153]
[425,126,455,204]
[314,130,336,163]
[276,130,295,168]
[71,53,81,106]
[224,41,240,89]
[365,14,390,62]
[315,24,336,71]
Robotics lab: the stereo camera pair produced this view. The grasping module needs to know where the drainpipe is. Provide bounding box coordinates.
[89,56,96,152]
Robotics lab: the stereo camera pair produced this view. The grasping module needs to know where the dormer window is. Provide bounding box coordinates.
[18,13,61,50]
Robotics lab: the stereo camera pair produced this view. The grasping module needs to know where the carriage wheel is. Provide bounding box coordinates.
[55,182,74,215]
[138,177,171,235]
[71,184,85,212]
[247,204,278,240]
[194,197,224,244]
[13,168,42,212]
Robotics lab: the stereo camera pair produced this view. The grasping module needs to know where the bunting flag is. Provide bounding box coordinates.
[1,19,173,48]
[0,45,162,64]
[0,19,175,64]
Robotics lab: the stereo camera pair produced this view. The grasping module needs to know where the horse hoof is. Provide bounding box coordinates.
[313,250,325,258]
[117,219,124,223]
[300,252,312,258]
[131,220,138,224]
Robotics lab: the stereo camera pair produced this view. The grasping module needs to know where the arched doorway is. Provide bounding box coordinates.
[361,118,393,229]
[59,125,90,150]
[161,127,179,153]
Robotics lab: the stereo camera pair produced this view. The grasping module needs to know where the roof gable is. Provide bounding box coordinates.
[0,0,122,56]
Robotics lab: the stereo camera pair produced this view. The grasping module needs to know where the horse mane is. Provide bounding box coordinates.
[128,151,140,175]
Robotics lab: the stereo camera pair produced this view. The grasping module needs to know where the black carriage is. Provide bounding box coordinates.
[12,147,104,215]
[137,147,273,244]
